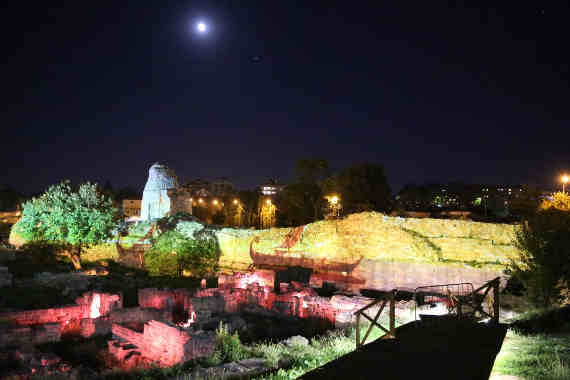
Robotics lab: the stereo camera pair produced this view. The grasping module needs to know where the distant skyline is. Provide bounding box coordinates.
[3,2,569,195]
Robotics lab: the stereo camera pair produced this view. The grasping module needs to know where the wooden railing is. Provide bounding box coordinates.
[354,289,396,348]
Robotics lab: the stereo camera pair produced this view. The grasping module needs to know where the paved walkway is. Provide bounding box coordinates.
[301,318,507,380]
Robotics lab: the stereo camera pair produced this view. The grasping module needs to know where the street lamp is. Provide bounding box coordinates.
[326,194,341,219]
[562,175,569,194]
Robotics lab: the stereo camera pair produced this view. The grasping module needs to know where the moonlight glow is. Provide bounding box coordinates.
[196,21,207,33]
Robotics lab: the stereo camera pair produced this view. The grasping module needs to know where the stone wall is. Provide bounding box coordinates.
[112,321,215,367]
[80,307,173,338]
[210,212,521,291]
[138,288,192,313]
[0,291,122,337]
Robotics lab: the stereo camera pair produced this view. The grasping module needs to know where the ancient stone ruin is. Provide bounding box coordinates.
[140,162,192,220]
[0,271,415,374]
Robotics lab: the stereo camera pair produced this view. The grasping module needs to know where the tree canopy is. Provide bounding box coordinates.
[510,208,570,307]
[336,163,392,214]
[13,181,117,269]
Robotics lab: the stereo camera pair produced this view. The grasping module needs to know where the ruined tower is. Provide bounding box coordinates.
[140,162,178,220]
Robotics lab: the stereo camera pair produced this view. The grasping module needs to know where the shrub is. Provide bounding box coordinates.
[144,230,220,277]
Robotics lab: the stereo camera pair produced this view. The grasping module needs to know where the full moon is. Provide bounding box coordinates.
[196,22,207,33]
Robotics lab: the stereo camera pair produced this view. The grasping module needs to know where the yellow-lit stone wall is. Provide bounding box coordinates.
[9,211,521,291]
[215,212,520,291]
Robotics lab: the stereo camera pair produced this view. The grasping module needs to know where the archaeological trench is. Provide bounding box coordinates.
[0,212,521,377]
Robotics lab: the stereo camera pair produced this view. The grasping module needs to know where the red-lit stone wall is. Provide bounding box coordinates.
[0,305,89,335]
[138,288,192,314]
[112,321,215,367]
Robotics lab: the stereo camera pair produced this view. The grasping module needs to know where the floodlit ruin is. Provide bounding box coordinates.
[0,270,423,375]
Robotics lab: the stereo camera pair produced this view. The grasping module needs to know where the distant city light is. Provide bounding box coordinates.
[233,199,238,205]
[213,199,218,205]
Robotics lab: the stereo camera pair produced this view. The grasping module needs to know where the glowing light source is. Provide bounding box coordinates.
[196,21,207,33]
[266,199,271,205]
[233,199,238,205]
[90,293,101,319]
[562,175,569,193]
[213,199,218,206]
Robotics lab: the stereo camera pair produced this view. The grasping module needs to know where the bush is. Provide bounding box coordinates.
[144,230,220,277]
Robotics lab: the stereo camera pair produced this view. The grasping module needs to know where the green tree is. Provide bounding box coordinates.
[540,192,570,212]
[510,209,570,307]
[13,181,117,269]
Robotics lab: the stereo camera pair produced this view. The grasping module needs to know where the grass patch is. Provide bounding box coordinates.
[251,319,403,380]
[82,243,118,263]
[491,307,570,380]
[437,257,503,269]
[491,331,570,380]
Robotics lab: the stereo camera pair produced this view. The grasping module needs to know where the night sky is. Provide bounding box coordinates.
[3,1,569,195]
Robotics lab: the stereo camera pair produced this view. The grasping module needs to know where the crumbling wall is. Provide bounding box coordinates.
[0,291,123,340]
[138,288,192,313]
[111,321,215,367]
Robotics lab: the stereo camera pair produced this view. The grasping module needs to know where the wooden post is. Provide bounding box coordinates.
[356,312,361,348]
[389,290,396,338]
[493,279,500,324]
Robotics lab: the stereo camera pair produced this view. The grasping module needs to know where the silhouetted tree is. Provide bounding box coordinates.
[337,163,392,214]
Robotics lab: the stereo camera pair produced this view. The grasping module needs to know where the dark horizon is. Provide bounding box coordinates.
[3,2,569,196]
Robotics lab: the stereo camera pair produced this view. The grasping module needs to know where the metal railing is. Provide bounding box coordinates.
[414,277,501,323]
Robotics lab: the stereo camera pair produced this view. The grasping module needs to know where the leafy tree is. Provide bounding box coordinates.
[277,158,331,224]
[238,190,260,228]
[13,181,117,269]
[510,209,570,307]
[540,192,570,212]
[336,163,392,214]
[279,183,322,225]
